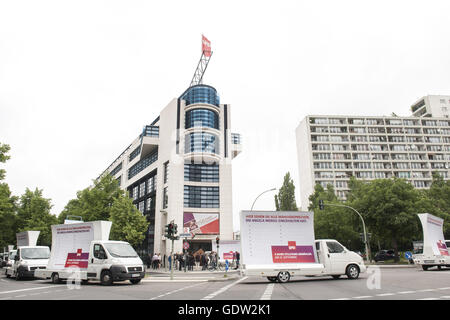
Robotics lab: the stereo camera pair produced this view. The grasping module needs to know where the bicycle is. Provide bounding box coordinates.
[207,261,225,271]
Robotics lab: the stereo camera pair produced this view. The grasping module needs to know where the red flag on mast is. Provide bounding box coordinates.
[202,35,211,57]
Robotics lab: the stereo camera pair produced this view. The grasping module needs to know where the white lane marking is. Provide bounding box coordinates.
[14,295,27,298]
[149,282,205,300]
[260,283,275,300]
[417,297,440,300]
[397,291,416,294]
[437,287,450,290]
[329,298,351,300]
[417,289,436,292]
[201,276,248,300]
[0,286,57,295]
[376,293,394,297]
[143,279,209,283]
[353,296,372,299]
[440,296,450,299]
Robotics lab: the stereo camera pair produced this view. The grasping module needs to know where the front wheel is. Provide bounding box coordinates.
[277,271,290,283]
[422,265,429,271]
[51,273,61,284]
[130,279,141,285]
[346,264,360,279]
[100,271,113,286]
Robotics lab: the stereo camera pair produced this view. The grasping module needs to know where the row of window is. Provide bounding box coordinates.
[312,135,450,143]
[313,152,450,161]
[310,118,450,127]
[184,163,219,182]
[110,163,122,176]
[185,132,219,154]
[128,151,158,179]
[131,175,156,201]
[183,186,220,208]
[314,161,437,170]
[185,108,219,130]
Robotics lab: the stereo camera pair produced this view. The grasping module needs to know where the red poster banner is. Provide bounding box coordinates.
[202,35,211,57]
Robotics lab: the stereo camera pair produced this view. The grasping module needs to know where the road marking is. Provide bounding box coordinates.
[143,279,209,283]
[0,286,57,295]
[397,291,416,294]
[440,296,450,299]
[14,295,27,298]
[417,298,440,300]
[329,298,351,300]
[376,293,394,297]
[201,276,248,300]
[260,283,275,300]
[417,289,436,292]
[149,282,205,300]
[438,287,450,290]
[352,296,372,299]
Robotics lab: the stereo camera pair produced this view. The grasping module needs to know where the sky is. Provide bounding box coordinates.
[1,0,450,232]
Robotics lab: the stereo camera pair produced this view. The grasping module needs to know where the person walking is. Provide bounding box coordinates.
[201,253,207,270]
[235,251,240,269]
[195,253,200,270]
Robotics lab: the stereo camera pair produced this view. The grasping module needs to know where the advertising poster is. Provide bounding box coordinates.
[16,231,40,247]
[240,211,318,266]
[212,240,241,261]
[183,212,219,235]
[47,223,94,270]
[419,213,449,257]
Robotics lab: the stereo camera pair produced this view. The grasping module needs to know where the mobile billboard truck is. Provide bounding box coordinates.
[34,221,145,285]
[413,213,450,270]
[240,211,366,283]
[5,231,50,279]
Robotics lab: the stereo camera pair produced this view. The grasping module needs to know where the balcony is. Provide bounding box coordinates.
[231,133,242,158]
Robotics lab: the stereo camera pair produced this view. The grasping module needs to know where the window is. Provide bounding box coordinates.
[132,186,138,200]
[139,182,146,198]
[110,162,122,176]
[128,151,158,179]
[163,187,168,209]
[164,161,169,184]
[147,176,155,194]
[93,244,107,259]
[184,186,219,208]
[327,242,345,253]
[138,201,145,213]
[129,146,141,162]
[184,163,219,182]
[185,108,219,129]
[185,132,219,154]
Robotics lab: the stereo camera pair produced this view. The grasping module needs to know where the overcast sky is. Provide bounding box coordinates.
[1,0,450,231]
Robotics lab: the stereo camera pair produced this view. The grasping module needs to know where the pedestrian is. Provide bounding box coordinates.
[152,253,158,269]
[195,253,200,270]
[168,254,172,271]
[235,251,240,269]
[157,253,161,270]
[146,253,151,269]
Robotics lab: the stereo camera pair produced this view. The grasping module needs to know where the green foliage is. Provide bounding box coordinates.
[347,178,421,261]
[0,183,18,249]
[60,173,148,247]
[59,174,125,222]
[109,195,149,247]
[0,143,11,181]
[17,188,57,247]
[274,172,298,211]
[309,183,360,250]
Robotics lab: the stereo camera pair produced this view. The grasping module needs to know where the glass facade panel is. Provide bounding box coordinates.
[128,151,158,179]
[184,163,219,182]
[185,132,219,154]
[181,85,220,107]
[185,108,219,129]
[184,186,219,208]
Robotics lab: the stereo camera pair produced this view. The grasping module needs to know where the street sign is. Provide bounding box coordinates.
[405,251,412,260]
[180,233,191,238]
[183,242,190,250]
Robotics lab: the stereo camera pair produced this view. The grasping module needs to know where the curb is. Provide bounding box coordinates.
[367,264,417,268]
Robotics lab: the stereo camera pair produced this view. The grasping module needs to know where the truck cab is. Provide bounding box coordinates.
[85,240,145,285]
[315,239,366,279]
[6,246,50,279]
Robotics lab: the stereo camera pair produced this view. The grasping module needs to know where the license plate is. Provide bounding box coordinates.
[131,273,140,278]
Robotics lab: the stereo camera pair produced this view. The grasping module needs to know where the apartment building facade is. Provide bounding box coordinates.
[296,95,450,210]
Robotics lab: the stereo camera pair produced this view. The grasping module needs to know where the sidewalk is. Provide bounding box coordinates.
[366,263,417,268]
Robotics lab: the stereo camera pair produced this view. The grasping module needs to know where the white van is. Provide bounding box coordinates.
[6,246,50,279]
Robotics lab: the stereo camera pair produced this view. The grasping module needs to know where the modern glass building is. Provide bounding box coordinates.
[101,84,242,256]
[296,95,450,210]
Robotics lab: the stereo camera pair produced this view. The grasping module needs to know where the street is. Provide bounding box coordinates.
[2,266,450,300]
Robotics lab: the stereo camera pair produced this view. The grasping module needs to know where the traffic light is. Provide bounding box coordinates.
[318,199,324,210]
[164,224,170,238]
[168,223,174,239]
[173,223,178,236]
[216,237,220,245]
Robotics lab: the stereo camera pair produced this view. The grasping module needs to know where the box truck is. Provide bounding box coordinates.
[239,211,366,283]
[413,213,450,270]
[5,231,50,279]
[34,220,145,285]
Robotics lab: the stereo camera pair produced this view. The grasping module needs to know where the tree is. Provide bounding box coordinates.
[59,174,125,222]
[348,178,421,261]
[0,143,18,249]
[109,195,149,247]
[60,173,149,247]
[17,188,57,246]
[274,172,298,211]
[308,183,360,250]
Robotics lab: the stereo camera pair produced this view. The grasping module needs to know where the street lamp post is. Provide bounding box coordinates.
[320,201,371,263]
[251,188,277,211]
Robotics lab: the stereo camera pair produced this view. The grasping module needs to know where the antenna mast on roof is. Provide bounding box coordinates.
[189,35,213,87]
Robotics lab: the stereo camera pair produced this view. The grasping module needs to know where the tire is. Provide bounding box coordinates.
[346,264,360,280]
[130,279,141,285]
[422,265,429,271]
[267,277,277,282]
[51,273,61,284]
[100,270,113,286]
[277,271,290,283]
[15,271,21,281]
[332,275,341,279]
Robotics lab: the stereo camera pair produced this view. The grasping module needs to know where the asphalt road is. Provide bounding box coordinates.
[2,266,450,300]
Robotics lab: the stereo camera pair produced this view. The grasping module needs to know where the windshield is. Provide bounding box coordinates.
[104,243,138,258]
[21,248,50,259]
